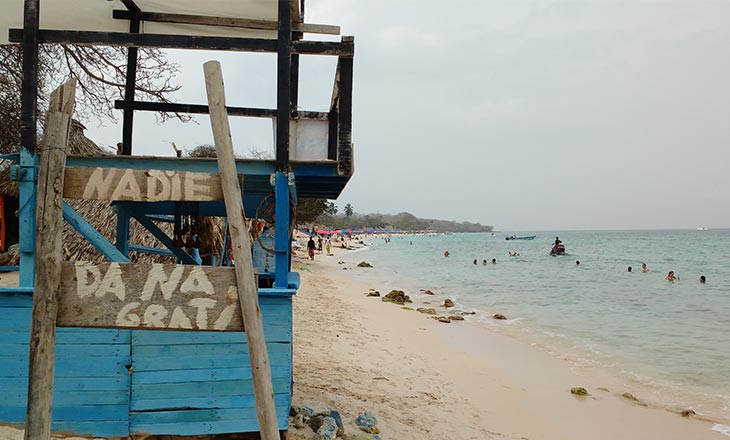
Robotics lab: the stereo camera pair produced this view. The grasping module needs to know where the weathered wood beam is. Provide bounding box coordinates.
[113,100,329,120]
[63,167,243,202]
[57,262,244,331]
[8,29,354,56]
[204,60,280,440]
[25,78,76,440]
[112,10,340,35]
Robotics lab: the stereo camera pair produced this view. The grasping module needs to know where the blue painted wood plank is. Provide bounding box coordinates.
[1,358,127,378]
[132,351,291,371]
[132,378,291,400]
[132,342,291,358]
[0,295,32,306]
[130,409,290,435]
[131,330,292,346]
[0,377,128,392]
[1,387,129,406]
[132,365,291,384]
[0,343,128,358]
[131,406,290,424]
[131,392,290,412]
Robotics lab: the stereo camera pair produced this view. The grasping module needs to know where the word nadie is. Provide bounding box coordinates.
[81,168,211,201]
[73,262,240,330]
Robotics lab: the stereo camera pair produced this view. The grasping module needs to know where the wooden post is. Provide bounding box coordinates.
[24,78,77,440]
[203,61,280,440]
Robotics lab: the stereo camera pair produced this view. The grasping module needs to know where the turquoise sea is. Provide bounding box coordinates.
[356,230,730,423]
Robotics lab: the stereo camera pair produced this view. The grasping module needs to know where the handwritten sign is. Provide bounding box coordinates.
[63,167,243,202]
[58,262,248,331]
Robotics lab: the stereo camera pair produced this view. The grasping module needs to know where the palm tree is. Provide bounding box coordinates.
[344,203,354,218]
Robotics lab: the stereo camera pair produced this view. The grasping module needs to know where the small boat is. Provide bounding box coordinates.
[505,235,536,240]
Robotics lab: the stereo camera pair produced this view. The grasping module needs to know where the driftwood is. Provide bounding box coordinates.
[204,60,279,440]
[25,78,76,440]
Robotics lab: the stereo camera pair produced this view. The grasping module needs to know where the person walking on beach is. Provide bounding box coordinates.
[307,237,316,260]
[325,237,331,255]
[317,236,323,253]
[666,271,679,282]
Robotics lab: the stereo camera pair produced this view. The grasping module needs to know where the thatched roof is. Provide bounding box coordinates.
[0,121,224,264]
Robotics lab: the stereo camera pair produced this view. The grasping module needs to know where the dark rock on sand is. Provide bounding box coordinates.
[357,261,373,268]
[317,410,344,437]
[493,313,507,320]
[312,416,338,440]
[448,315,465,321]
[365,290,380,297]
[434,316,451,323]
[461,311,477,315]
[423,289,435,295]
[401,306,414,311]
[382,290,411,305]
[355,412,380,435]
[292,413,307,429]
[417,307,437,315]
[291,405,314,417]
[681,409,696,417]
[338,261,345,264]
[571,387,590,396]
[443,298,455,308]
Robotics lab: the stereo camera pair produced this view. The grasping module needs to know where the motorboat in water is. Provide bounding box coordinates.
[505,235,536,240]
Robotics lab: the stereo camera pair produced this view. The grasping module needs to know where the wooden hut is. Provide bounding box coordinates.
[0,0,354,438]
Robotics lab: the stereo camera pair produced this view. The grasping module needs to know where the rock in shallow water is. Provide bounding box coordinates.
[357,261,373,268]
[443,298,455,308]
[448,315,465,321]
[382,290,411,304]
[493,313,507,320]
[417,307,437,315]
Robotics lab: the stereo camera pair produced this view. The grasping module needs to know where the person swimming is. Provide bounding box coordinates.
[666,271,679,282]
[491,258,497,264]
[628,266,632,272]
[473,259,477,265]
[700,275,706,284]
[482,259,487,266]
[576,260,580,266]
[444,250,450,257]
[641,263,650,272]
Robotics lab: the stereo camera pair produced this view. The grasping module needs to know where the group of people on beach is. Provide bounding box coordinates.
[306,235,332,260]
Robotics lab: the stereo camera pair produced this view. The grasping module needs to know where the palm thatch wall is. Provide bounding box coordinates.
[0,120,224,265]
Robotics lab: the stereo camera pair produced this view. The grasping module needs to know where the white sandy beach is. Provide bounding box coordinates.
[287,245,726,440]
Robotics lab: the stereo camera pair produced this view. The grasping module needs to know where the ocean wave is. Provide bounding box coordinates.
[712,424,730,438]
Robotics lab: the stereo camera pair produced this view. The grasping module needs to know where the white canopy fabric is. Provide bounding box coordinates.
[1,0,284,44]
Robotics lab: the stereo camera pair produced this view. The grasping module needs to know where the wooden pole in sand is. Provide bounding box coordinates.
[24,78,77,440]
[203,60,280,440]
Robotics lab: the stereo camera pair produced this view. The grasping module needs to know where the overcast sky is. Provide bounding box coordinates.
[88,0,730,231]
